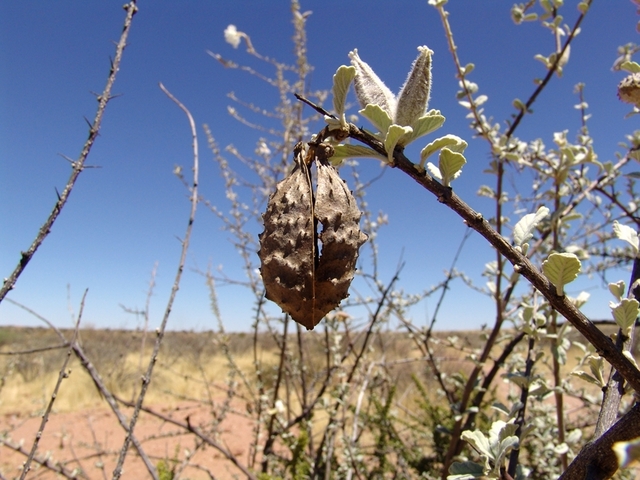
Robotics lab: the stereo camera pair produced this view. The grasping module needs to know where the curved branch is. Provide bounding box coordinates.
[345,123,640,394]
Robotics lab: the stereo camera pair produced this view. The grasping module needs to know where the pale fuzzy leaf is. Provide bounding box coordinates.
[571,370,602,387]
[629,149,640,162]
[360,104,393,135]
[542,252,581,296]
[420,134,468,167]
[624,350,639,369]
[400,112,445,146]
[513,206,550,247]
[588,354,605,387]
[577,1,590,14]
[475,94,488,106]
[567,429,583,445]
[439,148,467,186]
[461,430,494,461]
[614,437,640,468]
[332,66,356,124]
[491,402,511,416]
[570,291,590,308]
[427,162,442,180]
[612,298,640,335]
[494,436,519,475]
[609,280,626,302]
[554,443,570,455]
[621,61,640,74]
[448,461,486,479]
[330,144,386,165]
[384,125,413,164]
[613,220,639,255]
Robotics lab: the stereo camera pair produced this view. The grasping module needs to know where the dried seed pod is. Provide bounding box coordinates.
[258,142,367,330]
[314,146,368,320]
[258,144,316,326]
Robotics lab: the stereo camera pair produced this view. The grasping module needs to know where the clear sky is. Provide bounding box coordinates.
[1,1,639,332]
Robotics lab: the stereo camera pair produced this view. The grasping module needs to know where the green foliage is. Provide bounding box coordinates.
[156,446,180,480]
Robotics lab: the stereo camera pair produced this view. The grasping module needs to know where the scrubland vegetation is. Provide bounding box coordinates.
[4,1,640,479]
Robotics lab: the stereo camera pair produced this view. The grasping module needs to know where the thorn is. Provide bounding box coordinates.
[54,187,61,201]
[58,153,75,164]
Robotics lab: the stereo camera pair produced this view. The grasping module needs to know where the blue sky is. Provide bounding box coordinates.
[1,1,639,332]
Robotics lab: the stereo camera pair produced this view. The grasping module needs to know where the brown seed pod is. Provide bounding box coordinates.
[258,142,367,330]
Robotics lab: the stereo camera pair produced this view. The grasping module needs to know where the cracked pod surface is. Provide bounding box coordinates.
[258,143,367,330]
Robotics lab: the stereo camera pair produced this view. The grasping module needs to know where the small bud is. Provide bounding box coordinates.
[349,49,396,119]
[395,46,433,127]
[224,25,242,49]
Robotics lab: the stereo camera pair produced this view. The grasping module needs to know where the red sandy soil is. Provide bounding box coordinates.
[1,402,256,479]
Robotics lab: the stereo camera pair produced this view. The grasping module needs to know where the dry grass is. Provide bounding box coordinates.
[0,326,490,415]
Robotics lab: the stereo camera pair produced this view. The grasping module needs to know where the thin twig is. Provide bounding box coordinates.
[111,83,200,480]
[0,1,138,303]
[19,289,87,480]
[1,437,83,479]
[113,395,258,480]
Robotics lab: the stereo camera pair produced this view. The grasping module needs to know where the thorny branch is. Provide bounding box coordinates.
[343,121,640,394]
[0,1,138,304]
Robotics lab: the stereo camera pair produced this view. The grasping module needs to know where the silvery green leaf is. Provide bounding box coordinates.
[325,116,344,132]
[624,350,639,368]
[439,148,467,187]
[613,438,640,468]
[349,49,396,118]
[400,112,445,146]
[475,95,488,106]
[428,0,449,8]
[613,220,639,255]
[360,104,393,136]
[513,98,527,112]
[629,149,640,162]
[427,162,442,180]
[332,65,356,126]
[491,402,510,416]
[588,354,605,387]
[621,61,640,74]
[461,430,494,461]
[448,461,486,479]
[554,443,570,455]
[571,370,602,387]
[494,436,519,475]
[513,206,550,247]
[384,125,412,164]
[420,134,468,168]
[609,280,626,301]
[396,46,433,127]
[542,252,581,296]
[611,298,639,336]
[570,291,590,308]
[330,144,386,165]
